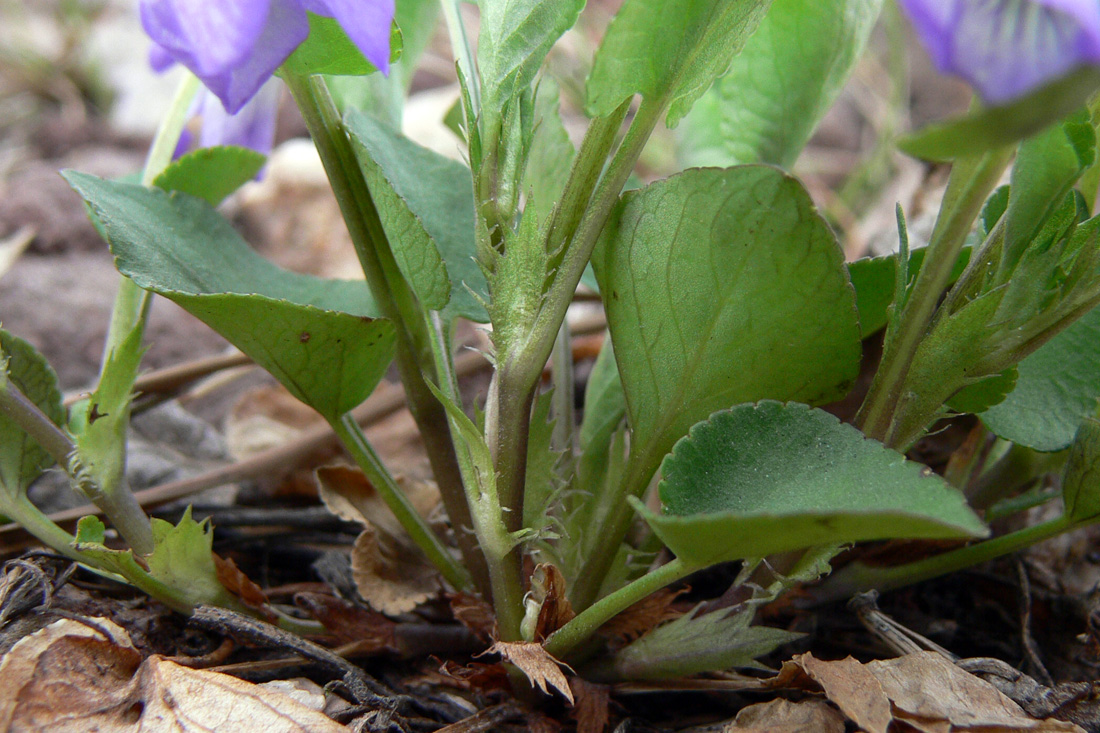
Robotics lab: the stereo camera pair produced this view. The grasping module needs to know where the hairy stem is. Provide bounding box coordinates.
[857,146,1013,447]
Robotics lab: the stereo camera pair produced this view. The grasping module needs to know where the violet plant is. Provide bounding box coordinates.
[4,0,1100,685]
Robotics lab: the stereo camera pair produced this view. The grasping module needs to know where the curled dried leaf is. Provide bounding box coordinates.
[351,525,440,615]
[213,553,269,613]
[486,641,574,704]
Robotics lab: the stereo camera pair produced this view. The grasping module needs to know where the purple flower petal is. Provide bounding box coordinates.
[304,0,395,74]
[900,0,1100,104]
[139,0,266,78]
[141,0,310,114]
[198,80,281,155]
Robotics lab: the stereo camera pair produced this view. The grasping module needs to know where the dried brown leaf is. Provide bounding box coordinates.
[798,654,892,733]
[213,552,269,611]
[317,464,439,537]
[437,659,512,692]
[448,592,497,642]
[601,586,688,648]
[486,641,574,704]
[317,465,444,614]
[726,698,846,732]
[294,591,399,650]
[866,652,1084,732]
[529,564,575,642]
[351,524,440,615]
[570,677,610,733]
[0,617,346,732]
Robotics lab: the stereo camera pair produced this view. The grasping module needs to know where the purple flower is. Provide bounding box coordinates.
[174,80,282,159]
[900,0,1100,104]
[141,0,394,114]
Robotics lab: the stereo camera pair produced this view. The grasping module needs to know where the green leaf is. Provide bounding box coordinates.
[0,330,64,496]
[638,401,987,566]
[945,368,1017,414]
[478,0,584,111]
[74,510,248,615]
[578,337,626,454]
[605,603,801,680]
[1062,417,1100,524]
[1003,112,1096,273]
[153,146,266,206]
[593,166,861,469]
[586,0,773,127]
[282,13,401,78]
[679,0,882,168]
[345,111,489,322]
[522,390,562,532]
[981,304,1100,451]
[64,172,395,422]
[847,246,971,338]
[899,67,1100,161]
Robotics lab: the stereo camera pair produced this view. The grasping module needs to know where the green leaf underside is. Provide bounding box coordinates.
[680,0,882,169]
[0,331,64,495]
[847,246,972,338]
[608,604,801,680]
[477,0,584,112]
[981,304,1100,451]
[64,172,395,420]
[153,146,266,206]
[344,111,488,322]
[594,166,861,466]
[640,401,987,567]
[282,13,401,78]
[586,0,773,126]
[899,67,1100,161]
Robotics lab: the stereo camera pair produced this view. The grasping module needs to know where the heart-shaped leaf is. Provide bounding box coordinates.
[593,166,861,473]
[64,172,394,422]
[637,401,987,566]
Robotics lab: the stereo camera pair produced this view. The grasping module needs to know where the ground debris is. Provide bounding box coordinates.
[0,616,346,732]
[761,651,1085,732]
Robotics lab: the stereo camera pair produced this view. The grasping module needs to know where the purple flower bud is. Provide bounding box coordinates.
[141,0,394,114]
[899,0,1100,104]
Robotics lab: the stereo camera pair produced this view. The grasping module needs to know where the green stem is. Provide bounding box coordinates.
[550,320,575,457]
[545,557,695,661]
[526,96,664,383]
[4,496,82,563]
[857,146,1013,446]
[331,415,470,591]
[813,515,1075,604]
[283,71,491,598]
[0,375,75,466]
